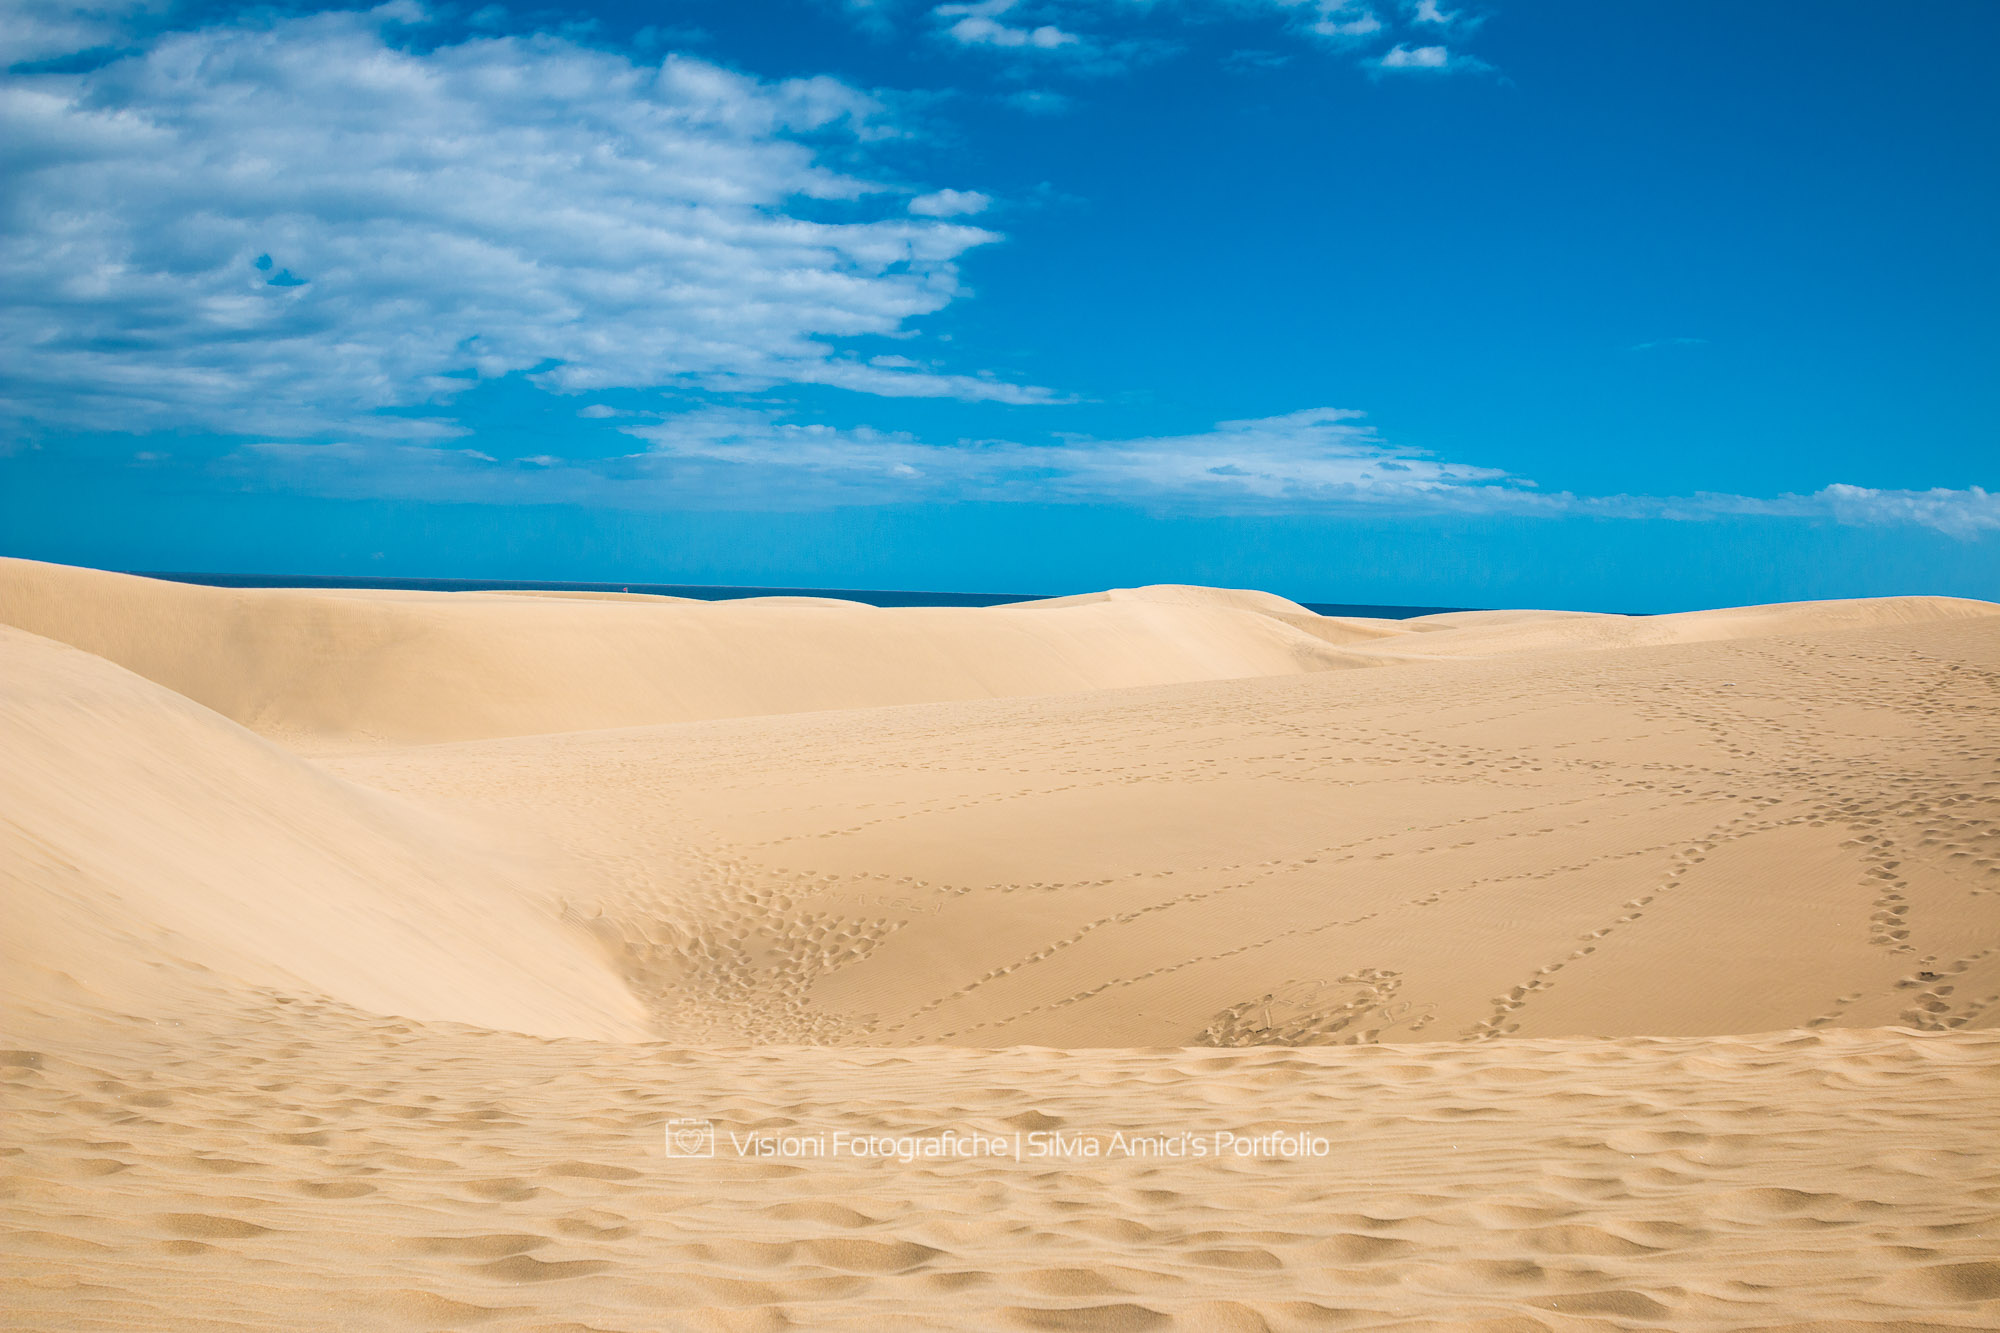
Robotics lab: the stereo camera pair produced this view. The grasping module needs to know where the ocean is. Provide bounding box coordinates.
[133,571,1476,619]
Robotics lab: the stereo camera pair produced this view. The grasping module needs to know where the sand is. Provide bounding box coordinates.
[4,556,1999,1329]
[0,562,1366,747]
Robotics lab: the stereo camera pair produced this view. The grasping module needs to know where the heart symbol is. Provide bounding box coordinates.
[673,1129,708,1154]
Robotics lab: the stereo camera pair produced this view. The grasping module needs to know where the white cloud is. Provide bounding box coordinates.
[1315,15,1385,38]
[240,404,1547,510]
[233,405,2000,541]
[876,1,1486,68]
[626,407,939,480]
[1025,408,1525,504]
[935,1,1081,51]
[1566,484,2000,539]
[1379,43,1449,68]
[1807,484,2000,539]
[632,406,1484,503]
[948,18,1081,49]
[0,6,1052,440]
[802,359,1067,403]
[909,188,992,217]
[1296,2,1385,40]
[618,405,1508,507]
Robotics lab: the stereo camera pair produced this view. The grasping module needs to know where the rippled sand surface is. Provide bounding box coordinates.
[7,1017,2000,1330]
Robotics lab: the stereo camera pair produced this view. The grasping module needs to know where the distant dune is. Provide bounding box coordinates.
[5,558,1999,1330]
[4,558,1992,747]
[0,561,1364,745]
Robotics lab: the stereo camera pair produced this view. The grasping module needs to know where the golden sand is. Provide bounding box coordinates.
[4,558,1998,1329]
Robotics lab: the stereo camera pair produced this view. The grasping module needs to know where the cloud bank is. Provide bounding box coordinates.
[0,4,1047,441]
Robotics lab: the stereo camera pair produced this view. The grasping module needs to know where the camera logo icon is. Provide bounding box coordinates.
[663,1117,716,1158]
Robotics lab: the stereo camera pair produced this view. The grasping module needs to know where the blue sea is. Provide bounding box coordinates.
[134,571,1475,620]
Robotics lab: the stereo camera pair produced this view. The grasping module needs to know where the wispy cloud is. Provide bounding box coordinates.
[833,1,1492,73]
[1791,484,2000,539]
[620,405,1531,505]
[800,360,1069,404]
[0,5,1054,441]
[231,405,2000,540]
[237,405,1537,509]
[1628,336,1711,352]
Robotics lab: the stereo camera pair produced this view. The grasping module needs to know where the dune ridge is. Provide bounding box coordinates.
[5,559,1993,747]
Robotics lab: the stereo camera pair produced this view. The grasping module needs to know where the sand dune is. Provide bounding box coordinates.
[1370,595,2000,661]
[0,560,1358,746]
[0,626,644,1040]
[5,559,1994,748]
[1022,583,1321,617]
[4,559,1995,1047]
[5,559,2000,1329]
[325,609,2000,1047]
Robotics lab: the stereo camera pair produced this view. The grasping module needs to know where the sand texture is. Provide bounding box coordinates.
[4,558,1999,1329]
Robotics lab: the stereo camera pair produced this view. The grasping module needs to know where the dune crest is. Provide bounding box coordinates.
[1022,582,1321,617]
[4,559,1994,749]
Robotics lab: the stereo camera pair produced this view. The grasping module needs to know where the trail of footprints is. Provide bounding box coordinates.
[344,618,2000,1047]
[1893,946,2000,1033]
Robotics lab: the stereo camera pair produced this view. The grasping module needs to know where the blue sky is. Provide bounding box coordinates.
[2,0,1995,609]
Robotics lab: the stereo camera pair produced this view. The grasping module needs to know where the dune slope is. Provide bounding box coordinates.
[0,626,646,1040]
